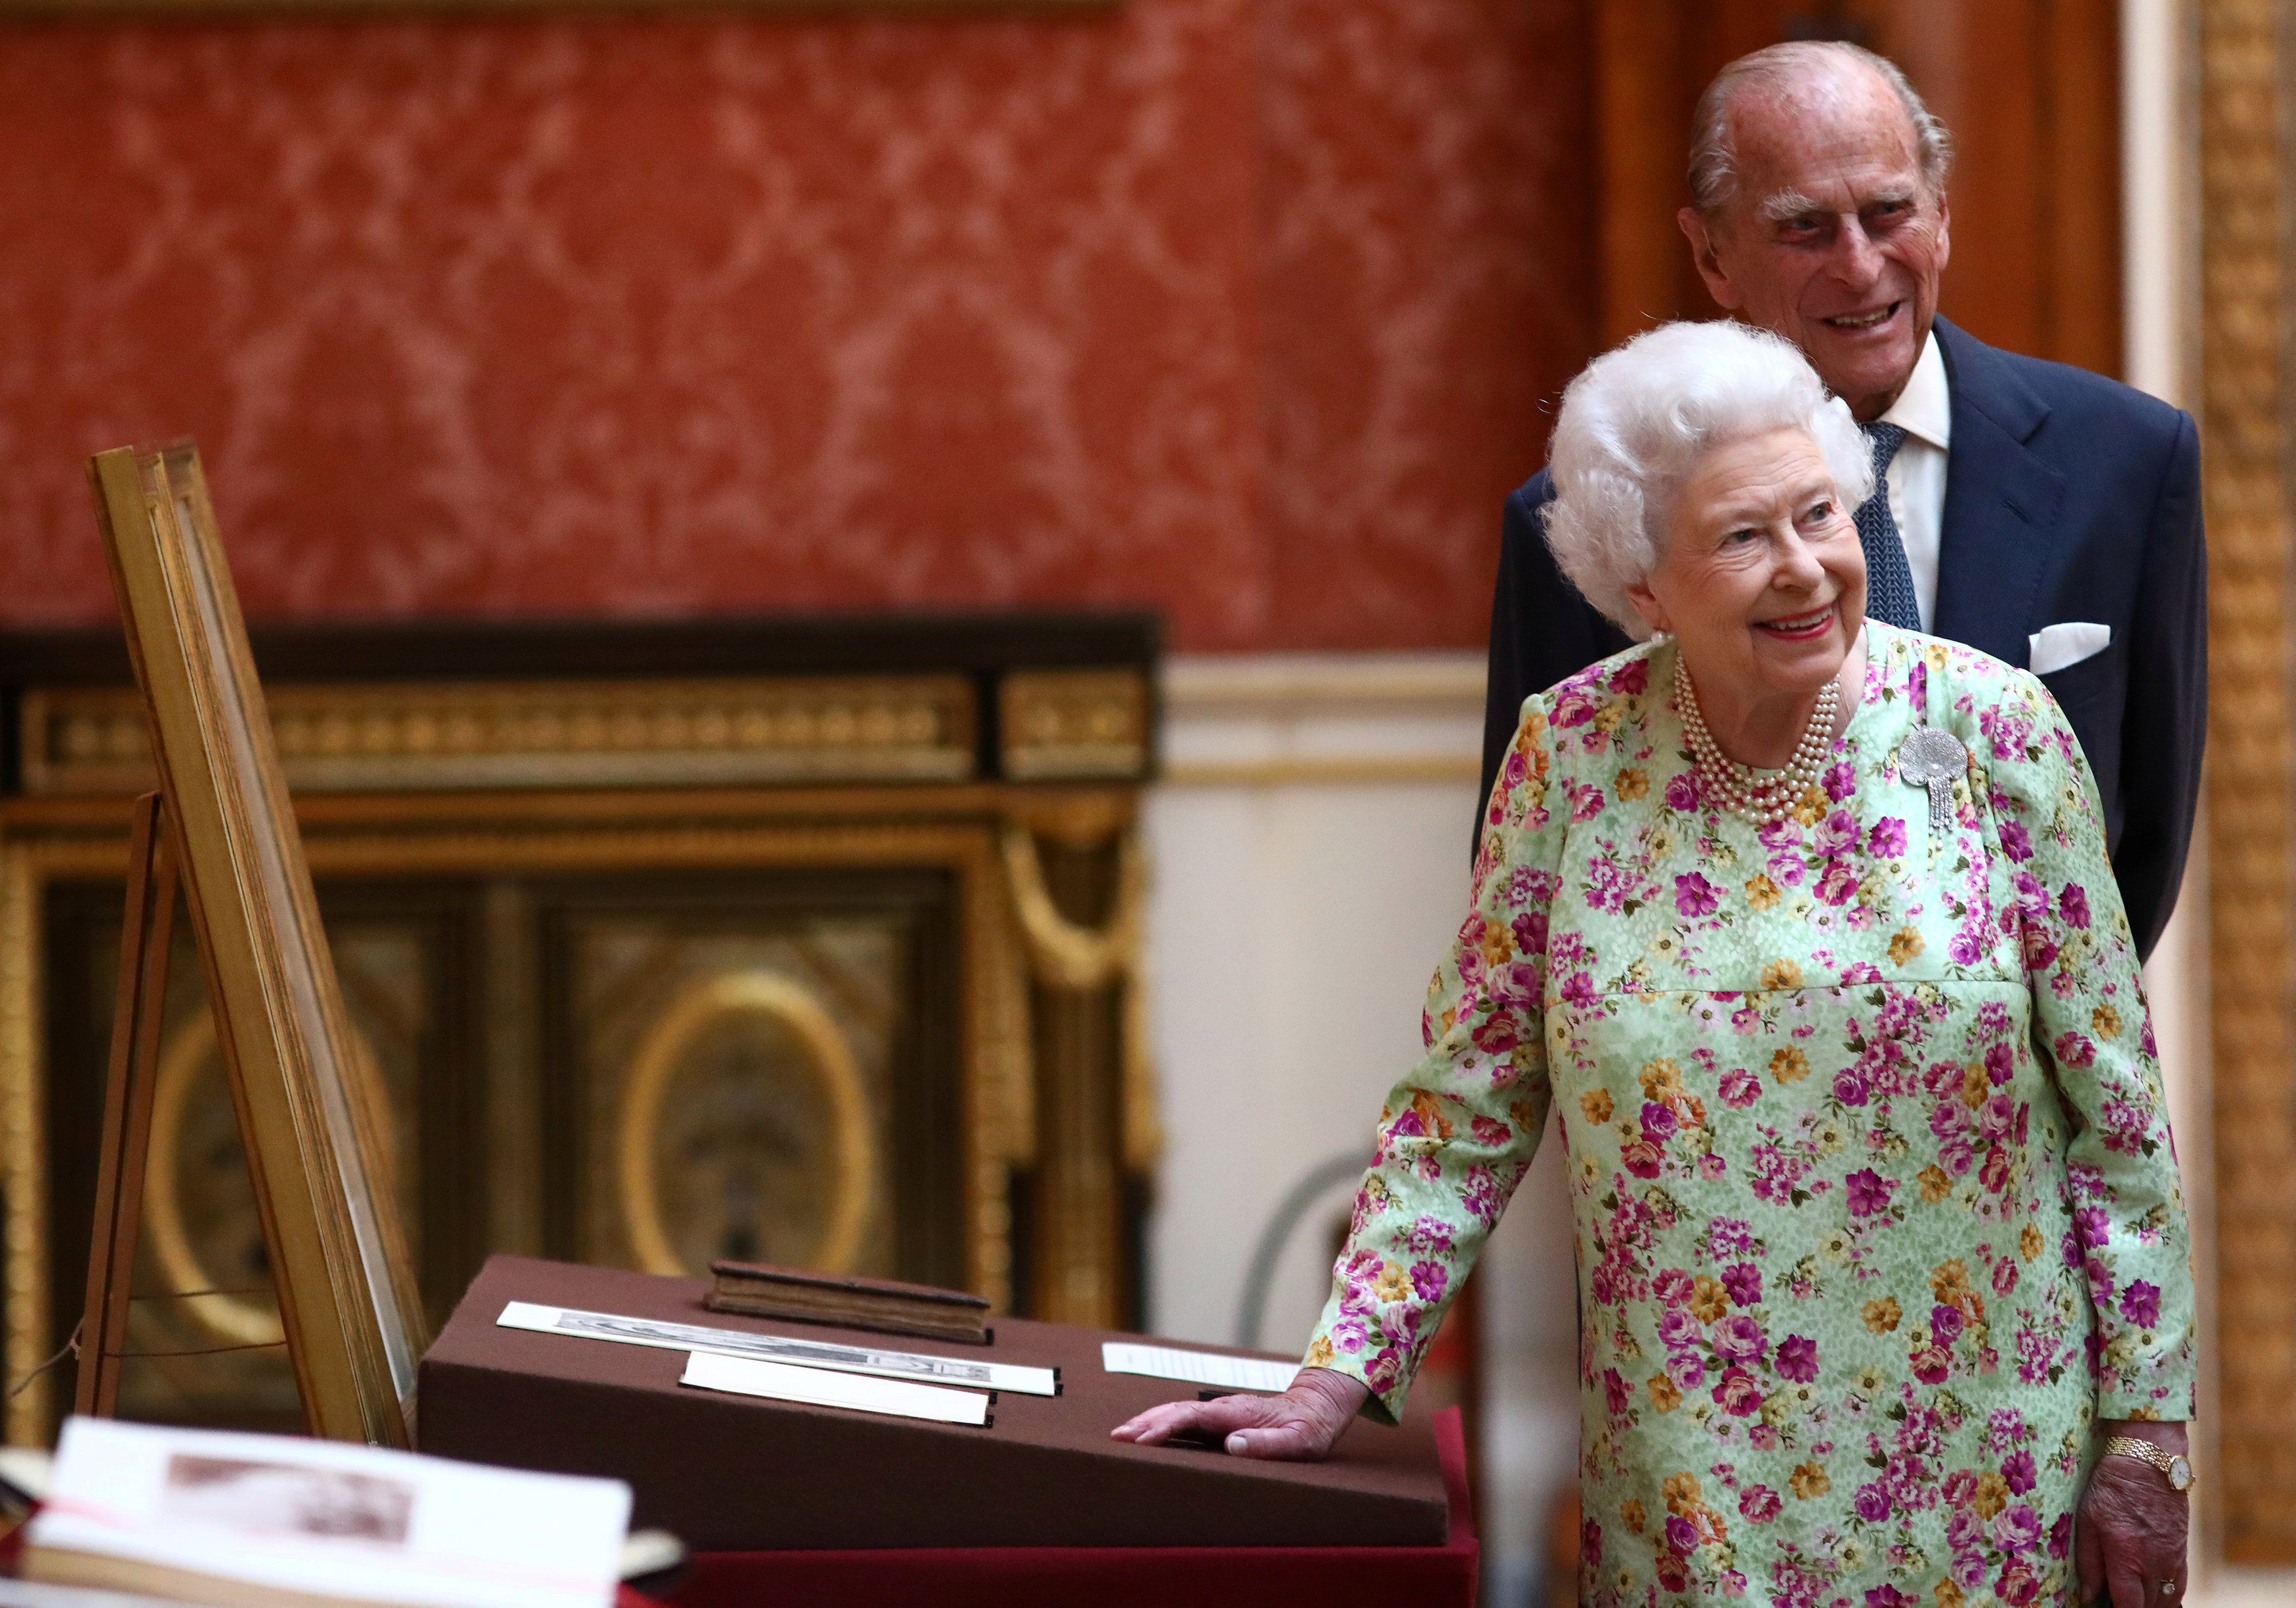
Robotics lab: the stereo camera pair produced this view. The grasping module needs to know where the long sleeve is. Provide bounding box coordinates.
[1986,670,2198,1420]
[1309,692,1569,1424]
[2110,409,2207,961]
[1477,477,1631,858]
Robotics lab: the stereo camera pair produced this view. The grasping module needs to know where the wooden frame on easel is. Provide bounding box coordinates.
[73,443,425,1447]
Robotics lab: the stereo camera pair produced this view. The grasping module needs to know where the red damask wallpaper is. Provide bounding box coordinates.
[0,0,1591,651]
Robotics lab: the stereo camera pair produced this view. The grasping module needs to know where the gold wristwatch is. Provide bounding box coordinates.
[2105,1435,2196,1493]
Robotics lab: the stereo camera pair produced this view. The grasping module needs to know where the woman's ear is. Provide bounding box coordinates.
[1625,579,1670,638]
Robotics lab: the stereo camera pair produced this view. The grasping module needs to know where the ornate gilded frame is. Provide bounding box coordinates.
[0,783,1079,1442]
[2200,0,2296,1561]
[85,445,427,1447]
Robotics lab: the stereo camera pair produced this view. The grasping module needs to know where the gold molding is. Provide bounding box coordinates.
[1159,754,1483,789]
[999,670,1151,781]
[617,971,877,1278]
[20,676,979,796]
[2200,0,2296,1561]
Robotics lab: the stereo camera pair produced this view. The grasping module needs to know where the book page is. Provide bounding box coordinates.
[498,1301,1057,1396]
[1101,1342,1299,1393]
[681,1352,992,1426]
[26,1418,628,1608]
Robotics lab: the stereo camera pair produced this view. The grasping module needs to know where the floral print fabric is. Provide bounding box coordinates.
[1303,624,2195,1608]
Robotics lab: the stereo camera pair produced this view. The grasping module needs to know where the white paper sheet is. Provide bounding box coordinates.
[1100,1342,1299,1393]
[681,1351,993,1426]
[26,1416,628,1608]
[497,1302,1057,1396]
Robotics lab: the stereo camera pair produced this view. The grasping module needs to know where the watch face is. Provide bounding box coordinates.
[2168,1456,2194,1491]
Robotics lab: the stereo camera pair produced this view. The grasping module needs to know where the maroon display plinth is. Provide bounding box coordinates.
[418,1256,1454,1553]
[660,1408,1479,1608]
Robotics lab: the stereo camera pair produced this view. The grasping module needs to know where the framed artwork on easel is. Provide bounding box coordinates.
[77,442,425,1447]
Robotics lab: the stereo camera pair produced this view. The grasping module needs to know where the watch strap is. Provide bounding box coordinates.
[2104,1435,2194,1488]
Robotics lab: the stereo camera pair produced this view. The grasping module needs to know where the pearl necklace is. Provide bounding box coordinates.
[1674,653,1839,827]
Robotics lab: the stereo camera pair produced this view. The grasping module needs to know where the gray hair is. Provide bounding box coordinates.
[1541,320,1874,640]
[1688,42,1952,215]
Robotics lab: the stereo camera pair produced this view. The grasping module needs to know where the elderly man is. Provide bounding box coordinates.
[1479,41,2205,961]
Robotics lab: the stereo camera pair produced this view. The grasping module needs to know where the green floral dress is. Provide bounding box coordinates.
[1303,623,2195,1608]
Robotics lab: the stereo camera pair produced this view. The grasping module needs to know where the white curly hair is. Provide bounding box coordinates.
[1541,320,1874,640]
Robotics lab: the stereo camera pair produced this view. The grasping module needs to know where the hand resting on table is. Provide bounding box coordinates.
[1109,1366,1372,1460]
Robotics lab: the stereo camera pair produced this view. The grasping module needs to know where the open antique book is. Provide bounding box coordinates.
[22,1418,630,1608]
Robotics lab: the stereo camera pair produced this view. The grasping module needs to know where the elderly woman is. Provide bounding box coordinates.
[1117,321,2197,1608]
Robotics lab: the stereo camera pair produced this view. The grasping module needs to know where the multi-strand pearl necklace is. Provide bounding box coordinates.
[1674,653,1839,827]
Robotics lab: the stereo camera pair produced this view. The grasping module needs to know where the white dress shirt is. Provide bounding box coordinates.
[1876,331,1951,630]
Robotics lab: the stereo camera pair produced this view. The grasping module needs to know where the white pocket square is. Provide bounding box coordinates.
[2028,621,2111,676]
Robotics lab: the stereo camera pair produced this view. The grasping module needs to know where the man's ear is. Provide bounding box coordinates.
[1679,207,1744,313]
[1624,579,1670,638]
[1931,191,1952,276]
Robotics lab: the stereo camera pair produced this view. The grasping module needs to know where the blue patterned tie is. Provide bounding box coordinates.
[1855,421,1921,630]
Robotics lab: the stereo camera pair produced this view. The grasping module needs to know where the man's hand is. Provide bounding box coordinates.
[1109,1367,1372,1461]
[2078,1420,2190,1608]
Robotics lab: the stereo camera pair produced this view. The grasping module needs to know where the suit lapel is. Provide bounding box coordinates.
[1926,318,2068,669]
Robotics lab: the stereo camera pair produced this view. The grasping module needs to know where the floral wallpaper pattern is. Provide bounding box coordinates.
[0,0,1589,650]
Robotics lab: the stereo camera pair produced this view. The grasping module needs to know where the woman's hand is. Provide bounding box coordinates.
[2078,1420,2190,1608]
[1109,1367,1372,1461]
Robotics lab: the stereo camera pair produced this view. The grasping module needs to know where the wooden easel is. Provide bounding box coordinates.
[73,791,185,1417]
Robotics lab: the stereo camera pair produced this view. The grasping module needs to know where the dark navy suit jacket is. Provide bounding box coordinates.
[1479,316,2207,961]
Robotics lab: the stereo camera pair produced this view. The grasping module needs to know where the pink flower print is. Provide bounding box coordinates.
[1410,1260,1449,1303]
[1996,1560,2043,1607]
[1510,911,1550,959]
[1469,1115,1512,1147]
[1664,1515,1698,1555]
[1709,1218,1754,1258]
[1740,1485,1782,1523]
[1992,1258,2020,1297]
[1931,1304,1965,1343]
[2050,1513,2074,1560]
[1910,1344,1952,1384]
[1472,1015,1520,1056]
[1713,1315,1769,1363]
[1864,1589,1916,1608]
[1719,1068,1762,1107]
[1845,1168,1896,1216]
[1841,960,1882,984]
[1853,1483,1893,1522]
[1675,872,1720,917]
[1998,819,2034,862]
[1364,1346,1403,1395]
[1698,1153,1727,1180]
[1942,1469,1978,1508]
[1460,1166,1503,1226]
[1767,850,1807,888]
[2121,1281,2162,1329]
[1665,771,1702,813]
[1776,1334,1818,1382]
[2076,1206,2113,1250]
[2002,1449,2038,1495]
[2052,1030,2097,1069]
[1952,1552,1990,1592]
[1867,817,1908,858]
[1571,783,1606,823]
[1602,1367,1630,1414]
[1832,1067,1871,1107]
[1824,760,1858,802]
[1559,971,1597,1009]
[1722,1264,1763,1306]
[2058,882,2092,929]
[1551,686,1597,728]
[1582,1517,1604,1568]
[1329,1316,1369,1353]
[1712,1365,1765,1416]
[1621,1137,1663,1179]
[1667,1350,1708,1392]
[1609,659,1649,695]
[1640,1101,1679,1141]
[1815,857,1859,907]
[1657,1307,1702,1350]
[1814,810,1859,854]
[1655,1269,1697,1308]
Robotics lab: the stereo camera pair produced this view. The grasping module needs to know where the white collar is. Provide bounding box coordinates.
[1878,329,1950,450]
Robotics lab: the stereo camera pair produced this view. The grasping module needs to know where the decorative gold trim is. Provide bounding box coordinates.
[146,1015,285,1348]
[0,804,1069,1424]
[20,676,979,797]
[617,970,877,1278]
[999,670,1150,781]
[0,840,47,1443]
[2200,0,2296,1560]
[1159,755,1483,788]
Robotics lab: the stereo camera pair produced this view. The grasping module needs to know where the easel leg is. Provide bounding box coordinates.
[75,793,178,1419]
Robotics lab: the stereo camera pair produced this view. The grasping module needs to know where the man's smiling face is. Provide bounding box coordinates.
[1679,60,1950,421]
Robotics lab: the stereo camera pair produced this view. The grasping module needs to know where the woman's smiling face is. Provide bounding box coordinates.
[1628,425,1866,703]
